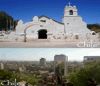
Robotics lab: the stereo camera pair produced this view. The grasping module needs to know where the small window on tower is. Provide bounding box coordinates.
[69,10,73,15]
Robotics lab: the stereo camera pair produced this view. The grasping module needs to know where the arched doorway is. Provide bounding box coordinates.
[38,29,47,39]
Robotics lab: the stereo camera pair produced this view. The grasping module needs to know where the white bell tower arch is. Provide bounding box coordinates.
[64,2,78,17]
[63,1,91,41]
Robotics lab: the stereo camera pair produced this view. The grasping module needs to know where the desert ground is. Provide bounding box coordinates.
[0,40,99,48]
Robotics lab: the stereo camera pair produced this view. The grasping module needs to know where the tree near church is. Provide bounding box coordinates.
[0,11,17,31]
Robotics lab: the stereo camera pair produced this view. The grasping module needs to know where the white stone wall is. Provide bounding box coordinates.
[13,5,99,42]
[15,16,64,41]
[63,5,95,42]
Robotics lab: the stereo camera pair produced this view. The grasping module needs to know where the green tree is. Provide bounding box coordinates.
[0,70,12,80]
[0,11,17,31]
[68,62,100,86]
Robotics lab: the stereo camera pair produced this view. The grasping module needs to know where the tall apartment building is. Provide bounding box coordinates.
[54,54,68,76]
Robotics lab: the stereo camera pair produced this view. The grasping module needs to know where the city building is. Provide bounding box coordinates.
[84,56,100,63]
[0,62,4,70]
[68,61,83,72]
[54,54,68,76]
[40,58,46,66]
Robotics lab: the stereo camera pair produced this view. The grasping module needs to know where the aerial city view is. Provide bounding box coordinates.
[0,48,100,86]
[0,0,100,86]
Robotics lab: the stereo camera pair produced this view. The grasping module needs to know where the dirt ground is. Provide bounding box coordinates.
[0,41,99,48]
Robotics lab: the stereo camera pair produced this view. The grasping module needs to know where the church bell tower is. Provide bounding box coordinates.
[63,2,90,39]
[63,2,82,34]
[64,2,78,17]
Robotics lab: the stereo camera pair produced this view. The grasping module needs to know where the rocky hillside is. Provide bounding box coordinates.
[87,24,100,33]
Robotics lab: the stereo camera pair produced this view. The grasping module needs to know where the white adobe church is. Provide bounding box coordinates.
[14,2,98,42]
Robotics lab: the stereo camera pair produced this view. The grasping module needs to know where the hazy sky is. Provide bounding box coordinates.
[0,48,100,61]
[0,0,100,23]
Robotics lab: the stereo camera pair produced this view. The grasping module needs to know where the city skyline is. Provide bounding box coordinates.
[0,48,100,61]
[0,0,100,24]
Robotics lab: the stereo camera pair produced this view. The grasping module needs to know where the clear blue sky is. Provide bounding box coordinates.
[0,0,100,24]
[0,48,100,61]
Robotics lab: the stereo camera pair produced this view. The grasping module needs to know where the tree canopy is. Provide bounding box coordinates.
[68,62,100,86]
[0,11,17,31]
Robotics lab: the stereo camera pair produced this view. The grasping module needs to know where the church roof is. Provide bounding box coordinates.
[39,15,64,25]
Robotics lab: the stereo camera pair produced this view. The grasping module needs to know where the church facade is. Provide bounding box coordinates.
[15,3,98,42]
